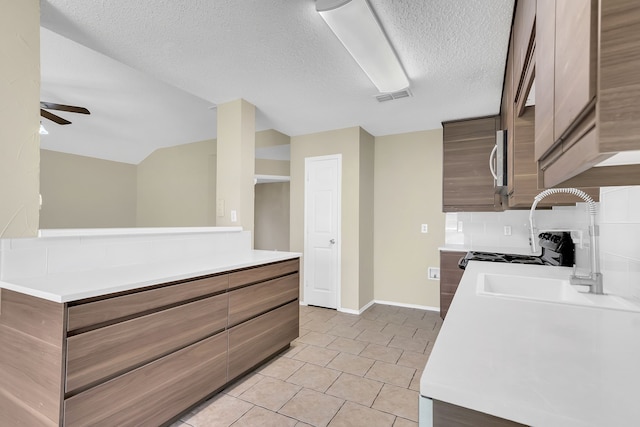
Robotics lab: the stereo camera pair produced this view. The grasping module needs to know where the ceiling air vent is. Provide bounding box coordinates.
[375,89,412,103]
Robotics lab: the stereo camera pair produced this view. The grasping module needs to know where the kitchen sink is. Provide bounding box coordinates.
[477,273,592,305]
[477,273,640,312]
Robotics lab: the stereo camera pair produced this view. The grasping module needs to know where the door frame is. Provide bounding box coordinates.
[303,154,342,309]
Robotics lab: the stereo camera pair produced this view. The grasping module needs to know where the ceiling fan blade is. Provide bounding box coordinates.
[41,109,72,125]
[40,102,90,115]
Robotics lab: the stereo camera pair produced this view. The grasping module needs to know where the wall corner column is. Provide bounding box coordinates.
[216,99,255,244]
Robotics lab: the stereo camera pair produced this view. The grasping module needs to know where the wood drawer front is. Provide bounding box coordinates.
[66,293,228,393]
[228,273,299,326]
[67,274,228,332]
[64,331,228,427]
[228,300,299,381]
[228,258,299,290]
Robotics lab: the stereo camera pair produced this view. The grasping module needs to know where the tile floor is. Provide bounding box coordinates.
[172,303,442,427]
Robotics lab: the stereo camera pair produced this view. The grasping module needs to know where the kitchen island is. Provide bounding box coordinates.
[0,227,301,426]
[420,261,640,426]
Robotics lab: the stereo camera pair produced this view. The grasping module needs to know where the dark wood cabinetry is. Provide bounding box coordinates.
[0,258,300,426]
[64,332,229,427]
[507,106,599,207]
[439,251,465,319]
[500,0,599,207]
[535,0,597,162]
[512,0,536,116]
[433,399,527,427]
[228,301,299,380]
[442,116,502,212]
[535,0,640,187]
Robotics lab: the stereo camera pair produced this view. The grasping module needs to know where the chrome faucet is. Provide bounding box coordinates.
[529,188,603,295]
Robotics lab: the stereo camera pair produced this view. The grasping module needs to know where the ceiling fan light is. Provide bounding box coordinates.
[39,122,49,135]
[316,0,409,93]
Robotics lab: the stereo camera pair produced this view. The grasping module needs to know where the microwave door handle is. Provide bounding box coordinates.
[489,145,498,180]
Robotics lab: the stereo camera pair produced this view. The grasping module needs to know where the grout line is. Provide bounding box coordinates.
[325,399,347,427]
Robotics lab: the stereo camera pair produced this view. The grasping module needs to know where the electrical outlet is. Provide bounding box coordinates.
[421,224,428,233]
[428,267,440,280]
[230,210,237,222]
[504,225,512,236]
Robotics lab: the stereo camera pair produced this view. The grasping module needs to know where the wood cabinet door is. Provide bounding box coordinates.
[503,32,515,197]
[553,0,597,140]
[512,0,536,103]
[442,117,501,212]
[228,273,299,327]
[228,301,299,381]
[439,251,465,319]
[535,0,556,160]
[229,259,299,290]
[66,293,228,393]
[433,400,527,427]
[64,332,228,427]
[67,273,228,332]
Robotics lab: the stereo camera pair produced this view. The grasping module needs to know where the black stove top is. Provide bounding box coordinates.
[458,251,544,269]
[457,232,575,270]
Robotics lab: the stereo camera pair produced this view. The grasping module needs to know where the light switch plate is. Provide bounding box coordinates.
[504,225,512,236]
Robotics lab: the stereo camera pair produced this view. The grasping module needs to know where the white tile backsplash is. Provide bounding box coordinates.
[445,186,640,302]
[599,186,640,301]
[0,229,252,281]
[445,205,590,253]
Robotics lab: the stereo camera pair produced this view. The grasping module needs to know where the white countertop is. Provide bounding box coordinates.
[421,261,640,426]
[439,244,535,255]
[0,250,300,303]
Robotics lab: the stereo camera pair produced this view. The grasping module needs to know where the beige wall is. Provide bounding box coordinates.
[0,0,40,237]
[255,159,290,176]
[374,129,445,308]
[359,129,375,306]
[137,139,216,227]
[40,150,137,228]
[290,126,372,311]
[254,182,290,251]
[256,129,290,148]
[255,129,290,177]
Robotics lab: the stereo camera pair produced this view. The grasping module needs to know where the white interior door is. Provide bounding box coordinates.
[304,154,341,309]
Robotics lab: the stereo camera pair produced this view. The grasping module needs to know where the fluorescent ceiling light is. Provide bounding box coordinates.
[39,122,48,135]
[317,0,409,93]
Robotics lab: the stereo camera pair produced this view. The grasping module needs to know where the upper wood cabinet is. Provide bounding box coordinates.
[507,106,599,207]
[535,0,640,187]
[442,116,503,212]
[501,1,599,208]
[512,0,536,115]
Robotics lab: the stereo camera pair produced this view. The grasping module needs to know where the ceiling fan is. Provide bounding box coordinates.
[40,102,90,125]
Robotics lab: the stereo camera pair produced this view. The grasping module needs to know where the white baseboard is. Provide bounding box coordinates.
[337,307,359,315]
[373,299,440,313]
[306,299,439,315]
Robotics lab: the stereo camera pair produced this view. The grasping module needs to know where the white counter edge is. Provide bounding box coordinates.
[0,251,301,303]
[38,226,243,238]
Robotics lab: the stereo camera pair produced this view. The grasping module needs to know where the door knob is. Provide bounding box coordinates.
[329,239,336,244]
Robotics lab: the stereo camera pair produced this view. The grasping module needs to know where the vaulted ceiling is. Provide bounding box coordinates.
[40,0,514,164]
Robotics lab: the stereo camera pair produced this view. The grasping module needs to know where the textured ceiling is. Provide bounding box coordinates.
[40,0,514,164]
